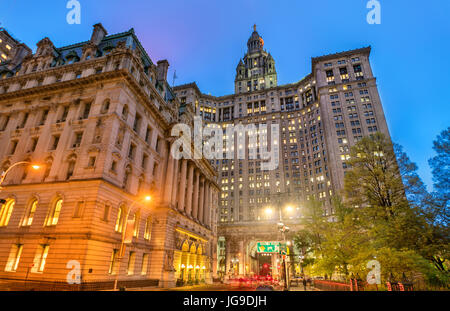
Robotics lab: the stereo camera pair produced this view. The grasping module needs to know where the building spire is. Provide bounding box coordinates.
[253,24,257,32]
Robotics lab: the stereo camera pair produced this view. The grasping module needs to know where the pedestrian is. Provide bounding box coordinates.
[302,278,307,291]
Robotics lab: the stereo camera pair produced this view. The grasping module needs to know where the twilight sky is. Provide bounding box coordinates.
[1,0,449,190]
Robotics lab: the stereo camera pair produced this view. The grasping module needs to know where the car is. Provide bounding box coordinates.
[255,285,274,291]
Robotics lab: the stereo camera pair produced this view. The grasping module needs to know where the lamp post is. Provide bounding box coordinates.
[113,195,151,291]
[0,161,42,190]
[265,201,293,291]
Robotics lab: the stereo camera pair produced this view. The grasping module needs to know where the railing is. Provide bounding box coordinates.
[312,280,351,291]
[0,278,159,291]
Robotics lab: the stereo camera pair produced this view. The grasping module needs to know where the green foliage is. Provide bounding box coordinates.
[293,132,450,289]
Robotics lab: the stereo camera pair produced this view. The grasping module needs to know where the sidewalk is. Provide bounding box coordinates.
[290,285,321,291]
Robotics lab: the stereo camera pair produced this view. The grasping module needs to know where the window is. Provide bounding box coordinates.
[45,198,63,226]
[39,109,49,126]
[115,205,126,233]
[0,115,10,131]
[103,204,111,221]
[145,127,152,144]
[127,251,136,275]
[82,102,91,119]
[109,249,118,274]
[133,114,142,133]
[9,140,18,155]
[50,135,60,150]
[60,106,69,122]
[30,137,39,152]
[0,199,15,227]
[141,154,148,169]
[87,156,96,168]
[72,132,83,148]
[141,254,149,275]
[132,212,140,237]
[32,245,50,273]
[128,143,136,159]
[73,201,84,218]
[22,199,38,226]
[5,244,23,272]
[144,216,152,240]
[122,105,129,120]
[101,99,110,114]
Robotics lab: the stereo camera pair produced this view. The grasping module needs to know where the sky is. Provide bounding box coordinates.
[1,0,449,190]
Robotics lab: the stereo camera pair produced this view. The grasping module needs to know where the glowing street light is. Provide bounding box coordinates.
[113,193,153,290]
[265,207,273,215]
[0,161,43,189]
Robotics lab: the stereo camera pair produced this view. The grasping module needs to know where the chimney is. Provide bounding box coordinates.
[90,23,107,46]
[156,60,169,83]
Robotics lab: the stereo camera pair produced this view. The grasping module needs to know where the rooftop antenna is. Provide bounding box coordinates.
[172,70,178,87]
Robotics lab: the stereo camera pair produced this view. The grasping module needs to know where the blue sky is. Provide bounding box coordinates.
[1,0,449,190]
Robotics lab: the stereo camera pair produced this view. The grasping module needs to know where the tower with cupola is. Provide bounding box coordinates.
[234,25,277,94]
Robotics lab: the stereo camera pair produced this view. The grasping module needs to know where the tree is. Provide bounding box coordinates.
[428,127,450,226]
[344,132,408,220]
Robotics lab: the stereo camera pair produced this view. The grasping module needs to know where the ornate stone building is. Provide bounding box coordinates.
[0,24,219,289]
[174,27,391,278]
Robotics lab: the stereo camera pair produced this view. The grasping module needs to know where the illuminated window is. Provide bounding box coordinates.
[5,244,23,272]
[144,217,152,240]
[32,244,50,273]
[127,251,136,275]
[141,253,149,275]
[22,199,38,226]
[115,205,126,233]
[0,199,15,227]
[133,212,140,237]
[109,249,118,274]
[45,198,63,226]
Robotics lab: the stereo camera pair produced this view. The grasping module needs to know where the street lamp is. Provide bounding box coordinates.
[0,161,43,189]
[113,194,152,291]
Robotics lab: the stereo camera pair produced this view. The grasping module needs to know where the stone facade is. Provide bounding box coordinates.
[173,27,391,278]
[0,24,219,289]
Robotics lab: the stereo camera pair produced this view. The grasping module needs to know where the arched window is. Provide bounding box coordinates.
[122,104,129,120]
[0,199,15,227]
[22,199,38,226]
[46,198,63,226]
[144,216,152,240]
[133,211,140,237]
[115,205,126,233]
[101,99,110,114]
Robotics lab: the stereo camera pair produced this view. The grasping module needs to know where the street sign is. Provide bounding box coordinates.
[256,241,280,253]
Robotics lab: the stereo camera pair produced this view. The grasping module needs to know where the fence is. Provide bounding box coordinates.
[0,277,159,291]
[312,280,352,291]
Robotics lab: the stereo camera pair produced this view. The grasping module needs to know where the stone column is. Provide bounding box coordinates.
[185,163,195,216]
[203,182,211,228]
[192,170,200,220]
[163,145,175,204]
[177,159,188,212]
[171,159,180,207]
[198,177,205,223]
